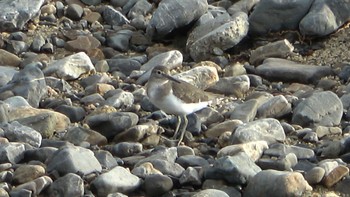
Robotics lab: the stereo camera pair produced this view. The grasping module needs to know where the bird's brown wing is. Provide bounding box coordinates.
[171,80,218,103]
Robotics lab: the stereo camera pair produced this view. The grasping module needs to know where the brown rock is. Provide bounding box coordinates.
[322,165,349,188]
[84,11,102,24]
[12,165,46,184]
[0,49,21,67]
[65,36,101,52]
[205,119,242,138]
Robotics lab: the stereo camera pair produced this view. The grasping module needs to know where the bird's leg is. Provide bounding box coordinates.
[177,115,188,146]
[172,115,181,140]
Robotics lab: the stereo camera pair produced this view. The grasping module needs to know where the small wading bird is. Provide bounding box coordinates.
[146,65,218,145]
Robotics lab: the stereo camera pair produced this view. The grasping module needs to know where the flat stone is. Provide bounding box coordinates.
[207,75,250,97]
[46,145,102,176]
[244,170,312,197]
[292,91,343,127]
[179,167,201,186]
[264,143,315,159]
[2,121,42,148]
[229,99,258,122]
[250,39,294,65]
[0,49,21,67]
[103,5,129,26]
[176,155,209,168]
[10,176,52,196]
[94,150,119,169]
[257,95,292,119]
[218,140,269,161]
[304,167,326,185]
[205,120,242,138]
[63,125,107,146]
[0,142,25,164]
[91,166,141,196]
[230,118,285,145]
[43,52,95,81]
[256,58,333,83]
[85,112,139,140]
[131,162,163,179]
[192,189,229,197]
[204,152,261,185]
[322,165,349,188]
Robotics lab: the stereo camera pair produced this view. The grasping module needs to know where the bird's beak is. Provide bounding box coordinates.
[162,73,181,83]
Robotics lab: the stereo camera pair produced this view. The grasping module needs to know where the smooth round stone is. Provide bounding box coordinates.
[23,147,57,163]
[81,0,101,6]
[0,49,21,67]
[110,142,143,158]
[205,120,242,138]
[65,4,83,20]
[192,189,229,197]
[176,146,195,157]
[54,105,86,123]
[304,167,325,185]
[41,4,56,15]
[322,165,349,188]
[12,165,46,184]
[176,155,209,168]
[244,170,312,197]
[144,174,173,197]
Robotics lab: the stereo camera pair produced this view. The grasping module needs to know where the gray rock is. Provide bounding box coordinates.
[10,176,52,197]
[204,152,261,185]
[179,167,201,186]
[229,99,258,122]
[207,75,250,97]
[0,66,18,87]
[174,65,219,90]
[0,0,44,31]
[54,105,85,123]
[106,30,133,52]
[46,145,102,176]
[192,189,229,197]
[110,142,143,158]
[15,112,60,139]
[105,89,134,109]
[146,0,208,38]
[65,4,83,20]
[188,12,248,62]
[0,101,9,123]
[91,166,141,196]
[304,167,325,185]
[94,150,119,169]
[144,174,173,197]
[196,107,225,126]
[250,39,294,65]
[149,159,185,178]
[292,91,343,127]
[228,0,260,14]
[81,0,101,6]
[0,63,46,108]
[103,5,130,26]
[244,170,312,197]
[30,35,45,52]
[45,77,73,93]
[264,143,315,159]
[257,95,292,118]
[2,121,42,148]
[23,147,57,163]
[176,155,209,168]
[80,73,112,88]
[300,0,350,36]
[137,50,183,84]
[127,0,152,19]
[78,93,105,105]
[48,173,84,197]
[107,58,142,76]
[0,142,25,164]
[313,126,342,139]
[135,147,178,167]
[113,123,159,145]
[205,119,241,138]
[248,0,313,35]
[218,141,268,162]
[257,153,298,171]
[256,58,333,83]
[6,40,28,55]
[44,52,95,80]
[63,125,107,146]
[230,118,285,145]
[85,112,139,139]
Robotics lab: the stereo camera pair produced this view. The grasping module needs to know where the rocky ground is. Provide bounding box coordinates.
[0,0,350,197]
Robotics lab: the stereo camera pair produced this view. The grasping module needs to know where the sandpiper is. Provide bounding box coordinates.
[146,65,218,145]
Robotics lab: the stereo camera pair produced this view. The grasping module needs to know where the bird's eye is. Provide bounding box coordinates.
[156,70,162,75]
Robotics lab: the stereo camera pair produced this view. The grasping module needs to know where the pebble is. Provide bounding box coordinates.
[244,170,312,197]
[48,173,84,197]
[217,140,268,161]
[12,164,46,184]
[144,174,173,197]
[229,99,258,122]
[90,166,141,196]
[205,119,242,138]
[192,189,229,197]
[230,118,286,145]
[322,165,349,188]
